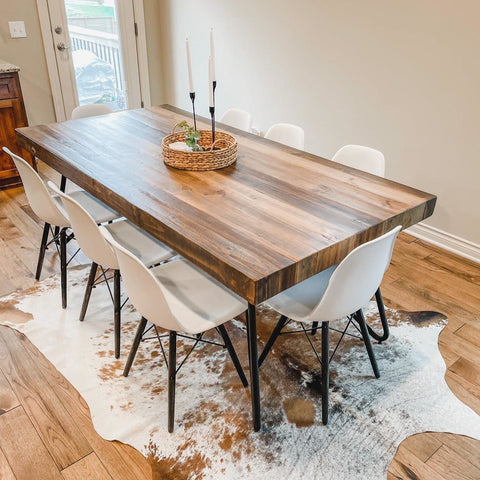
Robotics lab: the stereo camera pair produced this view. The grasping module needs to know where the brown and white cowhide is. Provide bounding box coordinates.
[1,266,479,479]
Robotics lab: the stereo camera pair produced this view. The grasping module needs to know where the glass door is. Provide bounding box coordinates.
[46,0,142,119]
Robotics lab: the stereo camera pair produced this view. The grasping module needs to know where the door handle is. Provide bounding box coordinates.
[57,42,70,52]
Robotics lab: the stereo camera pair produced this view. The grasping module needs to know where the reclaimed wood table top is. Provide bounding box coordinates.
[16,105,436,305]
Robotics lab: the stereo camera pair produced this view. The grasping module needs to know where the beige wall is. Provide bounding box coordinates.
[158,0,480,245]
[0,0,56,125]
[143,0,165,106]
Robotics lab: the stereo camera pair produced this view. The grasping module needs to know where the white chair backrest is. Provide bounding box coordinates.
[71,104,113,120]
[220,108,252,132]
[311,226,401,322]
[48,181,118,268]
[3,147,69,227]
[265,123,305,150]
[332,145,385,177]
[100,227,181,331]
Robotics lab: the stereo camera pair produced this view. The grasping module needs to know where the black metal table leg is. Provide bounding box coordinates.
[60,228,67,309]
[168,331,177,433]
[247,303,261,431]
[113,269,121,359]
[366,288,390,343]
[322,321,329,425]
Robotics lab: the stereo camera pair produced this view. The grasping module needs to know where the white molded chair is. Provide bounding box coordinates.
[264,123,305,150]
[332,145,385,177]
[71,104,113,120]
[330,145,389,342]
[3,147,118,308]
[259,226,401,425]
[49,182,174,359]
[101,227,249,432]
[220,108,252,132]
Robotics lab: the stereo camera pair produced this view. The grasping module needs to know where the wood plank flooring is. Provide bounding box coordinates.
[0,163,479,479]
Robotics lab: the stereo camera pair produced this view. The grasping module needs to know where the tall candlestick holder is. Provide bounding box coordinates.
[211,80,217,144]
[189,91,197,132]
[209,106,215,145]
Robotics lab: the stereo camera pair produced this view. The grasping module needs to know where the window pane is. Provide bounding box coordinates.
[65,0,126,110]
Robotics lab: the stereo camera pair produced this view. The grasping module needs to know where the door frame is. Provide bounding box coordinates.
[37,0,151,122]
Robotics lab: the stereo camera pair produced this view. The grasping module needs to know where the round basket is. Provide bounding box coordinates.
[162,123,237,171]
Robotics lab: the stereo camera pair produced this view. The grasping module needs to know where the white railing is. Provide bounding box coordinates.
[69,25,123,92]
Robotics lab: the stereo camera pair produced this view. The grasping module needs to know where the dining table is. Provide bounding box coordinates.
[16,104,437,431]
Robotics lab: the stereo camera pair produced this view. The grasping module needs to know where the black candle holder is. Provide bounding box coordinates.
[189,91,197,132]
[209,106,215,145]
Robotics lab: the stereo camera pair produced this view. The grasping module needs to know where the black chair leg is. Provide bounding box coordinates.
[355,309,380,378]
[365,288,390,343]
[168,331,177,433]
[311,321,319,336]
[113,269,121,359]
[123,317,147,377]
[258,315,288,367]
[79,262,98,322]
[217,325,248,387]
[60,228,67,309]
[35,222,50,280]
[321,321,329,425]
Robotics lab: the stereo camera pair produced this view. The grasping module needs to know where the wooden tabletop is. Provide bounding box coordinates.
[16,105,436,305]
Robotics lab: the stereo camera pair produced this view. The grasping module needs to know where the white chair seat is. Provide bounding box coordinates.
[105,220,174,267]
[150,259,247,335]
[53,190,118,224]
[265,265,337,321]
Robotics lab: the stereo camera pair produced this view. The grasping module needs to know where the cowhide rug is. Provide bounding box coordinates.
[1,265,479,480]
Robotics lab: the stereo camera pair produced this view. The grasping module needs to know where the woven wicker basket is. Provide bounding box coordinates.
[162,123,237,171]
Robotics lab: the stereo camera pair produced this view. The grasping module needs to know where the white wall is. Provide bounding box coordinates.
[159,0,480,245]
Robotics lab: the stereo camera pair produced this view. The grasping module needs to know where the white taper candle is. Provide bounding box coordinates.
[209,56,214,107]
[210,28,216,82]
[186,38,194,93]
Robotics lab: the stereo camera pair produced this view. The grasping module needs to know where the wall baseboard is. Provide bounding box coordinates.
[407,223,480,264]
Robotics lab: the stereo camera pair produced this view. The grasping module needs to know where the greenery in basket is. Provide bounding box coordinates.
[178,121,202,151]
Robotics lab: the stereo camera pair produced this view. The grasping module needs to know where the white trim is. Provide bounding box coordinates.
[116,0,141,108]
[407,223,480,264]
[37,0,66,121]
[132,0,151,107]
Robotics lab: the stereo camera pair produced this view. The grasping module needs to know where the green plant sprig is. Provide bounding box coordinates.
[178,121,202,151]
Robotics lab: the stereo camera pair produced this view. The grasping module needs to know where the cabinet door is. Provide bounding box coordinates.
[0,99,18,175]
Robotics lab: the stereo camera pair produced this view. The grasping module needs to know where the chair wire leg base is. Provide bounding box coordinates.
[258,315,288,367]
[79,262,98,322]
[217,324,248,387]
[36,222,50,280]
[123,317,148,377]
[366,288,390,343]
[355,309,380,378]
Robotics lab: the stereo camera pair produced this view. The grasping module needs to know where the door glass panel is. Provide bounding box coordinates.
[65,0,126,110]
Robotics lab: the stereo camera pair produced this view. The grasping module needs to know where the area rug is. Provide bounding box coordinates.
[1,266,479,480]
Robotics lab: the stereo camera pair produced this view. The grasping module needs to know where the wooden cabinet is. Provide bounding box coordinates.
[0,70,35,189]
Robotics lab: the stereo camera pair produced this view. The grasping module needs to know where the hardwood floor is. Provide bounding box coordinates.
[0,163,479,479]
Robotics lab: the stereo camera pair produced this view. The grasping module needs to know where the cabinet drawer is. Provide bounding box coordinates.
[0,75,19,100]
